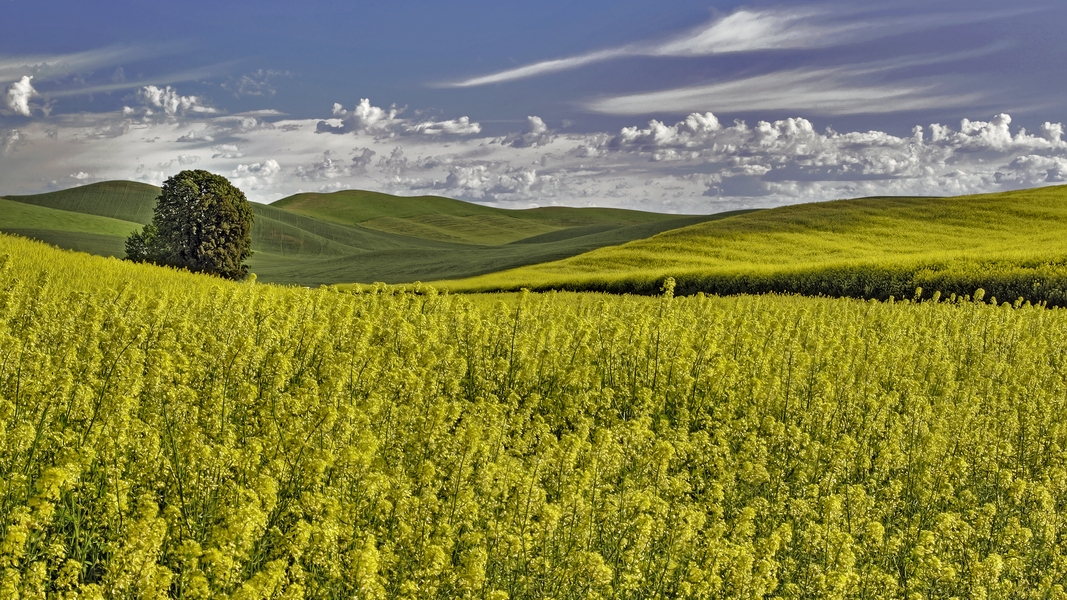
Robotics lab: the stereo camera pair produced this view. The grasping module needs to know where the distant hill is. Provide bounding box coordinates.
[437,185,1067,306]
[3,180,160,224]
[0,181,735,285]
[272,190,688,245]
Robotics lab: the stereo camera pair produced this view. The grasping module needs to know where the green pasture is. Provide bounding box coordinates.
[1,181,728,285]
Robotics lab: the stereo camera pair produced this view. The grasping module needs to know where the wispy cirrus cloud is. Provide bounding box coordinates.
[444,6,1035,88]
[587,67,976,116]
[587,46,1007,116]
[445,9,829,88]
[44,61,244,98]
[446,48,630,88]
[0,45,182,82]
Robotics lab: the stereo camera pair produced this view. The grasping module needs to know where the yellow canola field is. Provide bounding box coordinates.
[439,185,1067,305]
[2,233,1067,598]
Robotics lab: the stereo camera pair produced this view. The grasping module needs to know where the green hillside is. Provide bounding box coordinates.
[0,197,140,237]
[0,196,143,257]
[3,180,160,223]
[1,181,732,285]
[272,189,688,245]
[438,185,1067,305]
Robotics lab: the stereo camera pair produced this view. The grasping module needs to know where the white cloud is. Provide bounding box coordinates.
[445,7,1023,87]
[320,98,482,139]
[157,154,201,170]
[351,147,376,171]
[222,69,290,98]
[448,49,628,87]
[588,63,984,116]
[501,116,555,148]
[1042,122,1065,143]
[336,98,402,135]
[997,155,1067,185]
[70,171,91,180]
[650,8,839,56]
[0,46,149,81]
[408,116,482,136]
[137,85,216,116]
[211,144,243,159]
[5,76,36,116]
[614,112,721,148]
[231,159,280,190]
[1,129,22,154]
[294,151,350,181]
[1,96,1064,213]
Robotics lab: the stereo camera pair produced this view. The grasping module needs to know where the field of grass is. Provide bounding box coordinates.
[0,198,140,237]
[3,180,160,224]
[1,182,730,286]
[439,185,1067,305]
[4,232,1067,597]
[272,190,678,245]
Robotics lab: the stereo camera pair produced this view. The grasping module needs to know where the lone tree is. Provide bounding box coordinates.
[126,170,254,280]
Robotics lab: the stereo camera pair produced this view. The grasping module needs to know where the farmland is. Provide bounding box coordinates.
[0,182,730,286]
[439,185,1067,306]
[3,232,1067,597]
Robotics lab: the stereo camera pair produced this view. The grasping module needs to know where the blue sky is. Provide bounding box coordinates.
[2,0,1065,211]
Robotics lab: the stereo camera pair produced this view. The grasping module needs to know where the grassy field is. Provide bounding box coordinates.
[4,232,1067,597]
[3,180,160,223]
[0,182,729,286]
[273,190,677,245]
[438,185,1067,305]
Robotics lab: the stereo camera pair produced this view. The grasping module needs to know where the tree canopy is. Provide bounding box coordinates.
[126,170,254,280]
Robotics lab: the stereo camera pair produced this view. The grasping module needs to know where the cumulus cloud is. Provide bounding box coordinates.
[1,129,22,154]
[177,129,216,143]
[593,111,1067,201]
[997,155,1067,185]
[1,92,1065,212]
[351,147,376,171]
[501,116,555,148]
[157,154,201,170]
[137,85,216,116]
[408,116,482,136]
[318,98,481,138]
[211,144,243,159]
[377,146,409,176]
[613,112,722,149]
[294,151,352,182]
[231,159,280,190]
[5,76,36,116]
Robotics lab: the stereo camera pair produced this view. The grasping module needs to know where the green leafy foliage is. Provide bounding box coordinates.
[4,233,1067,597]
[126,171,254,280]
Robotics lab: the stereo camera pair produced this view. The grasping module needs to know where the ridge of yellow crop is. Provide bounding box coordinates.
[436,185,1067,303]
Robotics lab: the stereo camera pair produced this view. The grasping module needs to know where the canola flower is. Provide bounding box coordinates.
[2,233,1067,598]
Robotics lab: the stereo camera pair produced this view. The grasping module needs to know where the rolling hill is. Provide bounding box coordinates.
[0,181,733,286]
[436,185,1067,305]
[274,190,694,245]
